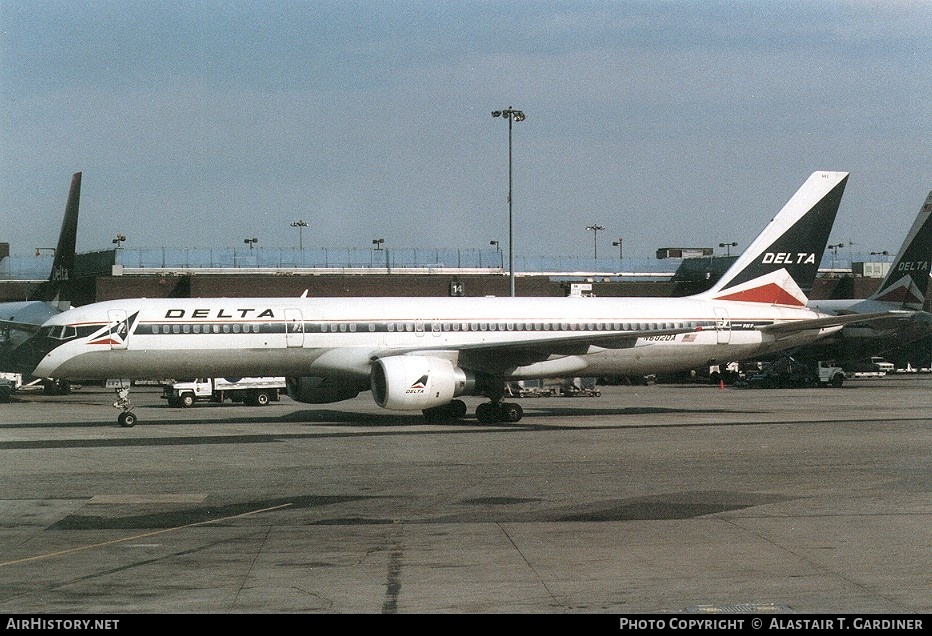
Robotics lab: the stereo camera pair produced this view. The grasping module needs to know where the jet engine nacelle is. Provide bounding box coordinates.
[371,355,475,411]
[287,376,362,404]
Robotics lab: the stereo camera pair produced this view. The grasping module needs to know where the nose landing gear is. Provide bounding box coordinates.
[111,383,137,427]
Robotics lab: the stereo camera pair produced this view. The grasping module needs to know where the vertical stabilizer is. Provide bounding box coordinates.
[865,191,932,310]
[695,171,848,306]
[32,172,81,303]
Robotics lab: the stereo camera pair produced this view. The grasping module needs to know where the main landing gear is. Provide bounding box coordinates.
[475,401,523,424]
[474,379,524,423]
[421,399,524,424]
[420,375,526,424]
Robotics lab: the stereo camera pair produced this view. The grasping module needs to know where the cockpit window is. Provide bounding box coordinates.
[42,325,78,340]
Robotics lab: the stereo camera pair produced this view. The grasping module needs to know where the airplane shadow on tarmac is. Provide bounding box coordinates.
[3,399,768,433]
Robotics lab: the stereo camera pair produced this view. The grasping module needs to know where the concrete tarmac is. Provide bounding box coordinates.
[1,375,930,615]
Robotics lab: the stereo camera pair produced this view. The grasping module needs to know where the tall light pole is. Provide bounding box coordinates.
[829,242,845,271]
[492,106,525,297]
[244,237,258,251]
[586,224,605,259]
[871,250,890,276]
[372,238,388,271]
[490,240,503,269]
[291,220,307,251]
[612,238,623,259]
[719,241,737,257]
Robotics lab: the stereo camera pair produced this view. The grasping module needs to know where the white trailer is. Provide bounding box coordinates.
[162,377,285,408]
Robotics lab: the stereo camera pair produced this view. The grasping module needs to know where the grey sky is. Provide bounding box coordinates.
[2,0,930,260]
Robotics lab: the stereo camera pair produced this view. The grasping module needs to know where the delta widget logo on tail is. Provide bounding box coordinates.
[874,274,927,308]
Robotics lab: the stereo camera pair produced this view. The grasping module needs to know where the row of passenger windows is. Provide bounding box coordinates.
[146,321,703,335]
[380,321,695,333]
[149,323,265,334]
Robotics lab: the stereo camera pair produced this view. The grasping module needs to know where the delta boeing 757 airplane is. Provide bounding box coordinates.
[20,171,900,426]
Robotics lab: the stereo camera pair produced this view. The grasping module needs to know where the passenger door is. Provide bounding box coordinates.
[285,308,304,348]
[107,310,129,350]
[714,307,731,345]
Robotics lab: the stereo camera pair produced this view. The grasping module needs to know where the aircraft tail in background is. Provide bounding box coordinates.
[31,172,81,304]
[862,191,932,311]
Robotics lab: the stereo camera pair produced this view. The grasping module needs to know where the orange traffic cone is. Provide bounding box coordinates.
[719,379,725,390]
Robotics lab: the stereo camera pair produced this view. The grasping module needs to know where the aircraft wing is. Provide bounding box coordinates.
[0,318,44,334]
[840,309,932,336]
[370,323,717,372]
[759,311,914,339]
[0,302,64,335]
[367,312,914,373]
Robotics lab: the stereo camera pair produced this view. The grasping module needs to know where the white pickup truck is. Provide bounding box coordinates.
[845,356,895,378]
[0,372,21,402]
[162,377,286,407]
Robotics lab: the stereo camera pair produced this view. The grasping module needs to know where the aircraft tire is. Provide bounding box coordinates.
[501,402,523,423]
[475,402,497,424]
[422,406,447,423]
[423,400,469,423]
[118,412,137,428]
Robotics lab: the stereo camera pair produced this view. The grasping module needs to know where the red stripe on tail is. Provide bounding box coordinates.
[714,283,805,306]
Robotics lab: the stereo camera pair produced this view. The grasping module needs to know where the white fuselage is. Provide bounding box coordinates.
[32,296,837,382]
